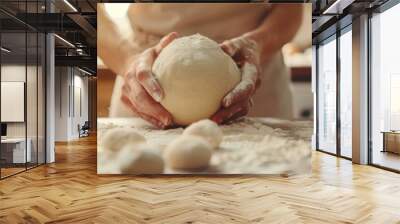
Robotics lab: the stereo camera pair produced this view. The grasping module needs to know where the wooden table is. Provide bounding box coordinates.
[381,131,400,154]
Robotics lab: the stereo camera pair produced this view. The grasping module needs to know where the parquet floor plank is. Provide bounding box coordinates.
[0,135,400,223]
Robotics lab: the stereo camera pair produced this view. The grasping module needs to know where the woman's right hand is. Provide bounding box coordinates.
[121,32,178,129]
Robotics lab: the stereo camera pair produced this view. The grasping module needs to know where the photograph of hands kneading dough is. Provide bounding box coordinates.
[97,3,313,174]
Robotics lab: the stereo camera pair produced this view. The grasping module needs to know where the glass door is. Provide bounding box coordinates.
[0,1,47,179]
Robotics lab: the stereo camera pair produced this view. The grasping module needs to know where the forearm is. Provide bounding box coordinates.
[245,4,303,63]
[98,4,136,76]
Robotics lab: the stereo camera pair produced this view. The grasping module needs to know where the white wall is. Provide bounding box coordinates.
[1,64,46,164]
[55,67,70,141]
[72,73,89,138]
[1,65,39,138]
[54,67,89,141]
[1,65,26,135]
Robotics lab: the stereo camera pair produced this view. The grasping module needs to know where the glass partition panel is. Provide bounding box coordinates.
[339,28,352,158]
[317,36,337,154]
[1,30,27,177]
[0,0,46,179]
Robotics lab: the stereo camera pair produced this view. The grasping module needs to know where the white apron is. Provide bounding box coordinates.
[109,3,293,119]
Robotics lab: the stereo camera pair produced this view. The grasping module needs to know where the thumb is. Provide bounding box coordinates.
[220,39,240,56]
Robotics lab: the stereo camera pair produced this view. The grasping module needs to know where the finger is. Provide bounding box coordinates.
[154,32,179,54]
[135,32,178,101]
[220,39,241,56]
[121,94,136,113]
[224,107,249,124]
[138,110,168,129]
[122,93,163,127]
[125,77,173,127]
[222,62,258,107]
[121,90,170,128]
[211,99,250,124]
[121,95,166,128]
[135,50,164,102]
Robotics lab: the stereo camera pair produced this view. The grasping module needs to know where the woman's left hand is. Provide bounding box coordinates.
[211,35,262,124]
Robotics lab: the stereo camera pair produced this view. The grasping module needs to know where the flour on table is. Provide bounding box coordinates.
[98,117,312,174]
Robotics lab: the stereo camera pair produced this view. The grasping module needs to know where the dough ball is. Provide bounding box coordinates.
[183,119,223,149]
[101,127,146,153]
[164,135,212,170]
[153,34,241,125]
[98,158,120,174]
[118,144,164,174]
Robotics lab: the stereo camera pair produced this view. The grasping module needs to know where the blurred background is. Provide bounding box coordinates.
[97,3,313,121]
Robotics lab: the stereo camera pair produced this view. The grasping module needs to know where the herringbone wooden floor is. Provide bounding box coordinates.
[1,135,400,224]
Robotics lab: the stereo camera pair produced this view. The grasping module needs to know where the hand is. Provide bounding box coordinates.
[121,32,178,129]
[211,34,262,124]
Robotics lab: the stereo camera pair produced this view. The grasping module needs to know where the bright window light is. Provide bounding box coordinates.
[63,0,78,12]
[1,47,11,53]
[78,67,93,76]
[54,34,75,48]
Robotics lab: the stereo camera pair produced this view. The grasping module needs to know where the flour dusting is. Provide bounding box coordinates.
[98,117,312,174]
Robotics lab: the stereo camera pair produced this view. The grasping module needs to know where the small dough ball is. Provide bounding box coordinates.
[118,144,164,174]
[164,135,212,170]
[153,34,241,125]
[183,119,223,149]
[101,127,145,153]
[98,158,120,174]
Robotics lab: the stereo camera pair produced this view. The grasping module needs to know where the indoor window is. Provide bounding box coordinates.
[371,3,400,171]
[317,36,337,154]
[339,28,352,158]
